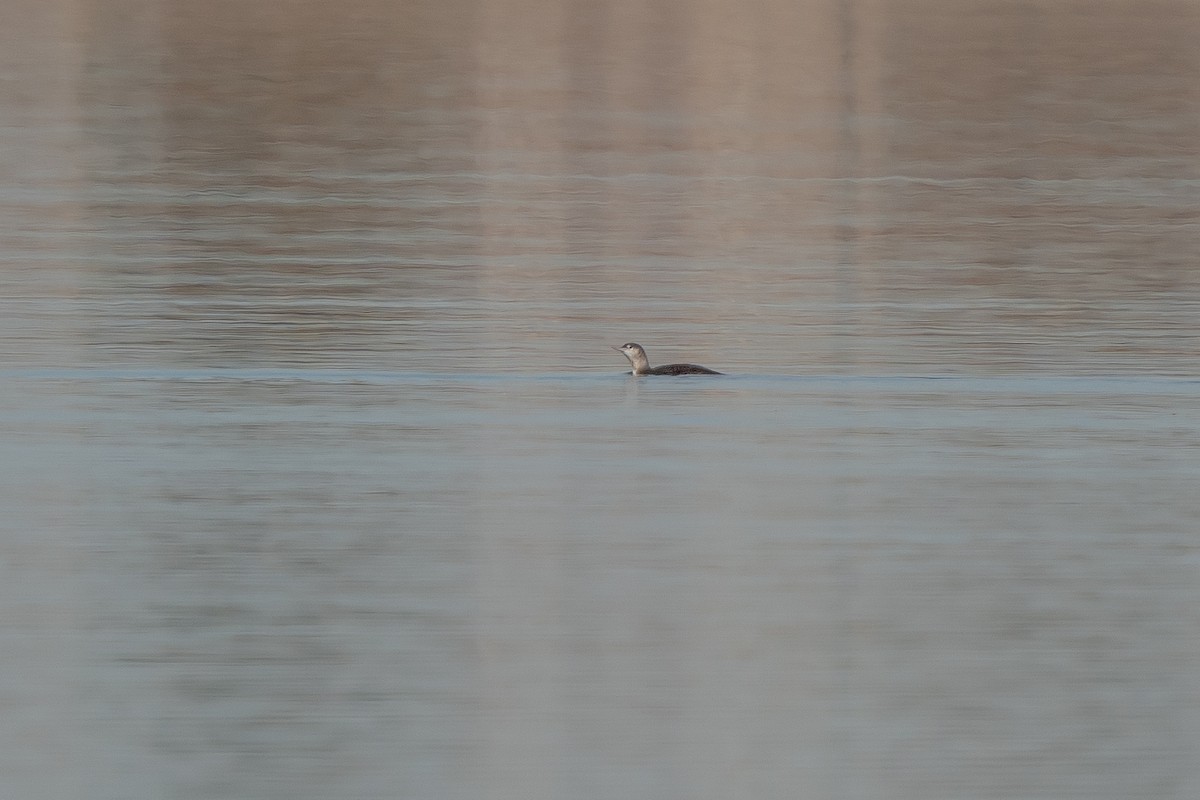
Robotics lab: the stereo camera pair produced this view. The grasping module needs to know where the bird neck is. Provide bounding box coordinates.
[628,352,651,375]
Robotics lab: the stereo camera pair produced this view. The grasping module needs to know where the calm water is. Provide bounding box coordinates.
[3,1,1199,798]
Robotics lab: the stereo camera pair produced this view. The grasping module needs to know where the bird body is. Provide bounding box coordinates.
[612,343,722,376]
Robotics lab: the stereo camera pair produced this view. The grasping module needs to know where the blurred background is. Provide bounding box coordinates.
[2,1,1199,798]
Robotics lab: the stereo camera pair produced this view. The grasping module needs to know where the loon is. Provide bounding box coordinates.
[612,343,722,376]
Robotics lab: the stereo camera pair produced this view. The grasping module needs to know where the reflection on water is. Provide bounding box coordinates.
[2,0,1199,798]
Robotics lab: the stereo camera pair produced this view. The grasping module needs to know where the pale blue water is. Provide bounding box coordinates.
[2,1,1199,798]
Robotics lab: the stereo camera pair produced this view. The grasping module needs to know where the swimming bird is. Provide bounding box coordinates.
[612,342,722,376]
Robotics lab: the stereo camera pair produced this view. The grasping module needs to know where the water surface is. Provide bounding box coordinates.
[2,1,1199,798]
